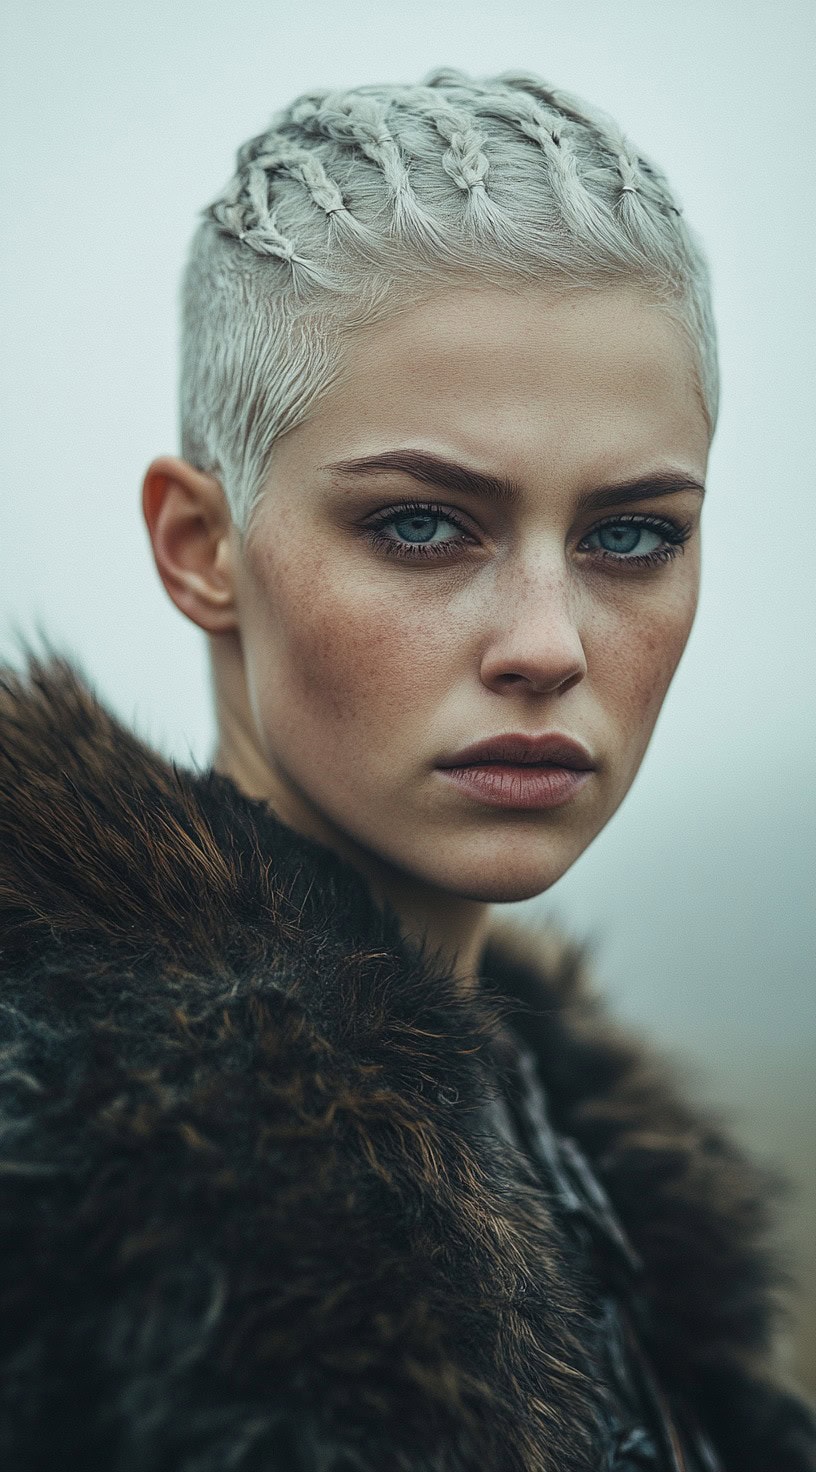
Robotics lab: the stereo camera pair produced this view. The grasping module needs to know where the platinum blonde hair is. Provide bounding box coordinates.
[181,67,719,535]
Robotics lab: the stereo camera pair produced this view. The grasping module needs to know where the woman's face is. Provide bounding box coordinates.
[228,284,710,902]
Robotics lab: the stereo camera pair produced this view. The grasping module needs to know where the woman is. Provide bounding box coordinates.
[0,68,813,1471]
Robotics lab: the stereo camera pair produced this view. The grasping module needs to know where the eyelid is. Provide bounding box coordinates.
[577,510,694,547]
[591,509,688,520]
[365,499,689,539]
[357,493,668,553]
[364,499,477,534]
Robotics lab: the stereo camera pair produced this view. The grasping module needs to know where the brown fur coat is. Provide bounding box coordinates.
[0,655,813,1471]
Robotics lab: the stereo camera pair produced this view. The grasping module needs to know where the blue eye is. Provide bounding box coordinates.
[390,512,455,545]
[365,502,473,559]
[363,502,693,568]
[588,523,662,556]
[581,514,693,566]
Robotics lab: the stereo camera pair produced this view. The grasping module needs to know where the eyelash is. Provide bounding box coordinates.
[363,501,694,569]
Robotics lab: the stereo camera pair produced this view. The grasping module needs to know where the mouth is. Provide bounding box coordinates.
[437,732,596,771]
[435,732,596,810]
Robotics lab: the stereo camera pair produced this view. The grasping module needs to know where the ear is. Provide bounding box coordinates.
[142,456,239,634]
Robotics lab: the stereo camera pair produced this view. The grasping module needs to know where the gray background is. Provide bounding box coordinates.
[2,0,814,1389]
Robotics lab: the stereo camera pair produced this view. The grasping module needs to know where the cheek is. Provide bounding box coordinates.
[593,569,699,749]
[243,539,457,743]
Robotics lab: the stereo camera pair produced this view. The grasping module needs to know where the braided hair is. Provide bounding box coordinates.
[182,67,717,532]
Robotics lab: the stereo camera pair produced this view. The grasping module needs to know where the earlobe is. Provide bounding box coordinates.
[141,456,239,634]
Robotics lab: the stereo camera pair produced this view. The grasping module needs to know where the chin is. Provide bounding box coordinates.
[417,842,586,906]
[445,871,566,905]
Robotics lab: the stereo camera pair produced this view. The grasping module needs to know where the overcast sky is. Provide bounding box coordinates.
[1,0,814,1380]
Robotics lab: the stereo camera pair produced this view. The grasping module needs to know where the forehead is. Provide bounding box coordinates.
[278,284,711,488]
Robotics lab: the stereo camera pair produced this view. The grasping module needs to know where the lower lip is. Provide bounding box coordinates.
[436,763,593,810]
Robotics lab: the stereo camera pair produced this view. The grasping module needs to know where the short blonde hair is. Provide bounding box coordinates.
[181,67,718,533]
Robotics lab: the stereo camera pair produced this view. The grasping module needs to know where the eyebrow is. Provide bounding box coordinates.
[321,448,706,513]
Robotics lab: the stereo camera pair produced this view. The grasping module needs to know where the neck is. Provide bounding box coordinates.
[347,856,493,995]
[209,636,492,997]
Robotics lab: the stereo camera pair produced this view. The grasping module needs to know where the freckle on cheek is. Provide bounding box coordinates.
[291,602,393,723]
[256,540,453,732]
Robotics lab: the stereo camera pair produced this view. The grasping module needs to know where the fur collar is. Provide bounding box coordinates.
[0,654,812,1471]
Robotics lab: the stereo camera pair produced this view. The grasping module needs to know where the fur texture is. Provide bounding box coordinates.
[0,655,813,1471]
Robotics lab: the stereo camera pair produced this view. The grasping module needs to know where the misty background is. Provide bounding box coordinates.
[1,0,814,1388]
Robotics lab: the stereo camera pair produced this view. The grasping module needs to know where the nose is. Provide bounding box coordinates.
[478,565,588,698]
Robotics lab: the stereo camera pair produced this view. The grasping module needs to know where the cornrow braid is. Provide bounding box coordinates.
[498,70,682,219]
[432,68,679,220]
[489,71,609,133]
[423,68,606,232]
[227,130,381,266]
[570,101,648,207]
[288,91,444,247]
[252,142,346,219]
[400,92,490,194]
[403,91,513,237]
[472,87,611,241]
[206,148,331,290]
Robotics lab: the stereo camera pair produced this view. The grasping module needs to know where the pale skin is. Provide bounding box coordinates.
[143,284,710,994]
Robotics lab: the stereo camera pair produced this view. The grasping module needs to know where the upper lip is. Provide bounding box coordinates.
[438,732,596,770]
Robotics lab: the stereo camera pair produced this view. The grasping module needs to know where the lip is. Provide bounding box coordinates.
[435,731,596,811]
[436,763,592,809]
[437,732,596,770]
